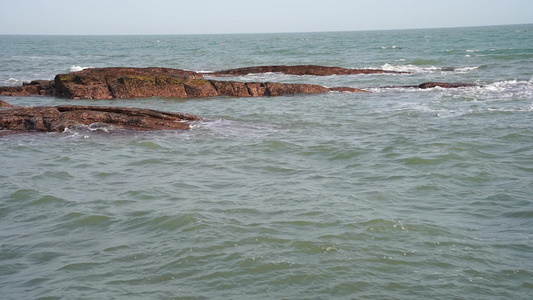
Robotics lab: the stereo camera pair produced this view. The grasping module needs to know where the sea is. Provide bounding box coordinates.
[1,24,532,299]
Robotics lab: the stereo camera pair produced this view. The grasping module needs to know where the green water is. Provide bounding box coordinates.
[1,25,533,299]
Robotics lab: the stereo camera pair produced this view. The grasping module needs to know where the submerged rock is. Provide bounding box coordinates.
[382,82,479,89]
[209,65,409,76]
[0,101,201,134]
[417,82,478,89]
[0,67,368,100]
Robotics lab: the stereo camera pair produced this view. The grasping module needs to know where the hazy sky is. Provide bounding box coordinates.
[1,0,532,35]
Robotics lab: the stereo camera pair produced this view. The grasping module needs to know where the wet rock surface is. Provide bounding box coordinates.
[0,66,478,101]
[209,65,409,76]
[0,67,369,100]
[0,101,201,134]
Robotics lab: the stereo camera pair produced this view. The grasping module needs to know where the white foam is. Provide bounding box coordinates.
[455,66,480,72]
[447,79,533,102]
[69,65,90,72]
[380,45,401,50]
[381,63,480,74]
[7,78,19,83]
[381,63,439,73]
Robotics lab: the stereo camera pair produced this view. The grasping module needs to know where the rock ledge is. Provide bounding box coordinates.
[0,100,200,134]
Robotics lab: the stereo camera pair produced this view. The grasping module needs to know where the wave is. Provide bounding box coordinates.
[381,63,481,73]
[379,45,402,50]
[60,123,122,139]
[189,118,284,139]
[370,79,532,102]
[69,65,91,72]
[11,55,45,60]
[469,79,533,100]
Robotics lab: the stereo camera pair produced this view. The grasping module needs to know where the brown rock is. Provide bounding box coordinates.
[0,82,53,97]
[382,82,478,89]
[1,99,16,108]
[0,102,201,133]
[209,80,251,97]
[1,67,367,99]
[210,65,409,76]
[417,82,478,89]
[330,87,370,93]
[244,82,270,97]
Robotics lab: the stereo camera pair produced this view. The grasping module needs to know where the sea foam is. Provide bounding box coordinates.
[381,63,480,73]
[69,65,90,72]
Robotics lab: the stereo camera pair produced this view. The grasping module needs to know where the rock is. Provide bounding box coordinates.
[0,101,201,133]
[381,82,478,89]
[417,82,478,89]
[0,99,16,108]
[330,87,368,93]
[0,80,55,97]
[0,67,367,99]
[210,65,409,76]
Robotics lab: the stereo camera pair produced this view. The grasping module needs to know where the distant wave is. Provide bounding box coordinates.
[381,63,480,73]
[379,45,402,50]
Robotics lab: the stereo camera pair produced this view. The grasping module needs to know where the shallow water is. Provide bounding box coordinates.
[1,25,533,299]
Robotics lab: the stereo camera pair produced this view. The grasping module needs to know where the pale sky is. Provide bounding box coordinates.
[1,0,532,35]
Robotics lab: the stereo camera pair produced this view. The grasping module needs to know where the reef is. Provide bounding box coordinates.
[0,66,480,135]
[0,99,201,135]
[209,65,409,76]
[0,67,368,100]
[384,82,479,89]
[0,66,479,100]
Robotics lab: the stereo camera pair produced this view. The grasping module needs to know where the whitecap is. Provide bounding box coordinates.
[62,123,118,136]
[454,66,481,73]
[381,63,439,73]
[7,78,19,83]
[69,65,90,72]
[381,63,480,74]
[444,79,532,102]
[380,46,402,50]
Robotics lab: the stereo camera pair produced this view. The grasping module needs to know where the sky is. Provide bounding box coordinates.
[1,0,532,35]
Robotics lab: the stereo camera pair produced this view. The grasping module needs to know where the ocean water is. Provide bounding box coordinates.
[1,24,532,299]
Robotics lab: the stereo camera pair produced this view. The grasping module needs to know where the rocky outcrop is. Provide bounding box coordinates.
[383,82,479,89]
[0,101,201,134]
[417,82,478,89]
[0,67,368,100]
[0,67,480,101]
[209,65,408,76]
[0,99,16,108]
[0,80,56,97]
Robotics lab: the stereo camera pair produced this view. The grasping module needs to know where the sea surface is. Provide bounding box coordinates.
[1,24,532,299]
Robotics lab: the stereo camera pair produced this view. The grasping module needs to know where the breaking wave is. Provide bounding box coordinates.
[369,79,532,100]
[61,123,119,139]
[69,65,91,72]
[381,63,481,73]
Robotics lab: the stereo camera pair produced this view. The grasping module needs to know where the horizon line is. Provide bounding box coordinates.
[1,22,531,37]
